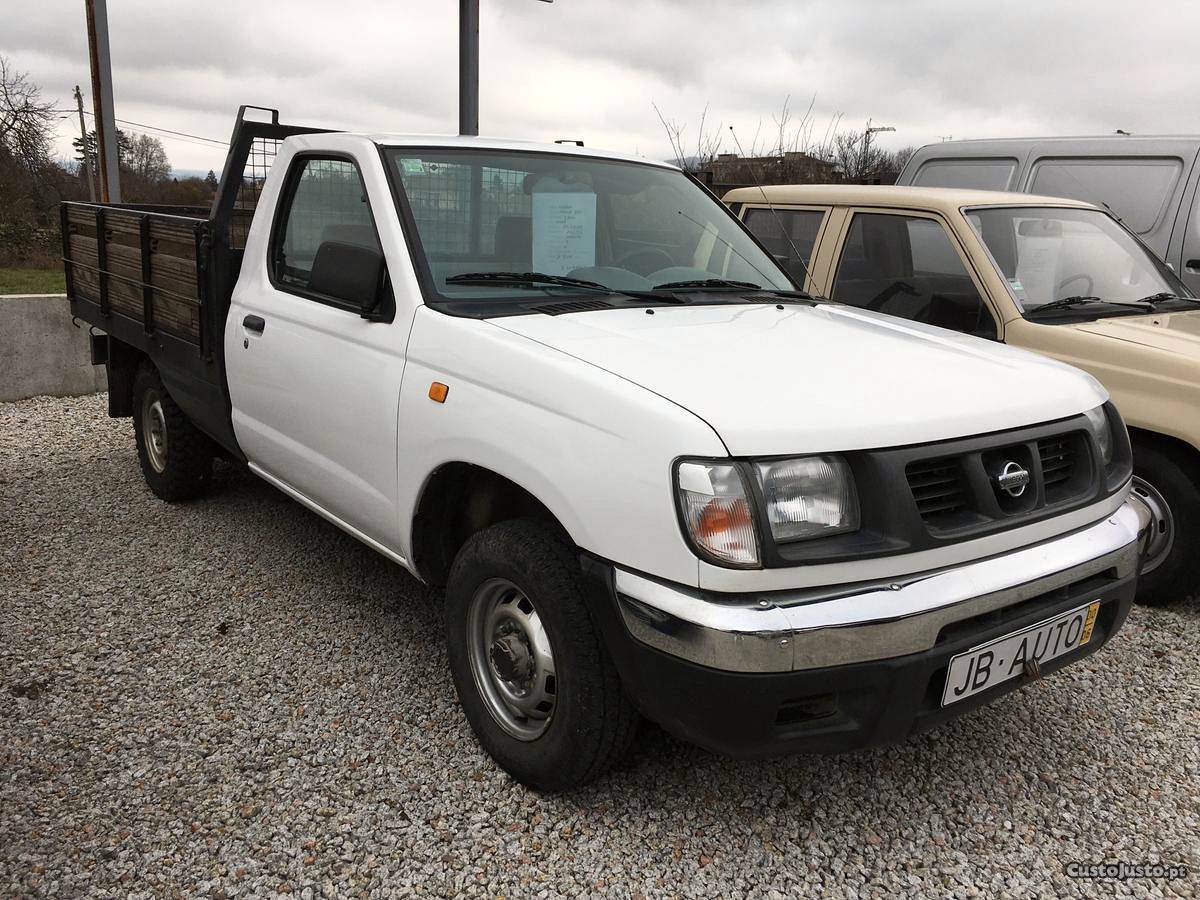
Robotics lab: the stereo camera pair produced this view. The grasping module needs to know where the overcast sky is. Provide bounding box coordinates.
[9,0,1199,174]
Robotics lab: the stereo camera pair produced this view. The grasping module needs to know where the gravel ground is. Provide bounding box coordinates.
[2,393,1198,899]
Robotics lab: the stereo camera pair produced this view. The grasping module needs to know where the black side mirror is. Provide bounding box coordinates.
[308,240,391,319]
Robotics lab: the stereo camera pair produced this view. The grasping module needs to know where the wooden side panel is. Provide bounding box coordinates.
[62,204,206,345]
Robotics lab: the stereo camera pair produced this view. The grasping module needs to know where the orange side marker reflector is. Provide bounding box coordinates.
[428,382,449,403]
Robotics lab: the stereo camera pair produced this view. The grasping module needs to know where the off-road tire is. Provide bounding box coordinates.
[131,364,213,502]
[1132,439,1200,605]
[445,520,638,791]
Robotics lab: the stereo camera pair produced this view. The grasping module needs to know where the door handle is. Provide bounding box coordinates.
[1185,259,1200,273]
[242,314,266,335]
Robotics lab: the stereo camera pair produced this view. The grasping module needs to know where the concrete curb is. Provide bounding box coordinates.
[1,294,107,402]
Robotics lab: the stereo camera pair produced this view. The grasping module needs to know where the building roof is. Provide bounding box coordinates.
[721,183,1099,212]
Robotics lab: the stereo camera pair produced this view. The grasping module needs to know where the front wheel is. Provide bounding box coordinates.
[1131,440,1200,605]
[445,520,638,791]
[131,365,212,502]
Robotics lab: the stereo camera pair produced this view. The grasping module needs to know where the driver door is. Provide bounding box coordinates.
[225,152,406,547]
[827,209,1002,340]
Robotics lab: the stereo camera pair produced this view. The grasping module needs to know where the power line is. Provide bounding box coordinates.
[55,108,225,145]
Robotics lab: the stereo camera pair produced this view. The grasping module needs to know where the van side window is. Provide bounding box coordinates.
[742,208,824,283]
[273,157,381,293]
[832,213,995,338]
[1029,158,1182,235]
[912,159,1017,191]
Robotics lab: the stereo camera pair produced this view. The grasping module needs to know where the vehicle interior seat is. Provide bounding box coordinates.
[320,223,379,250]
[495,216,532,266]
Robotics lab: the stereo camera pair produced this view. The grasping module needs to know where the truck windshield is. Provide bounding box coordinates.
[383,148,793,305]
[966,206,1195,317]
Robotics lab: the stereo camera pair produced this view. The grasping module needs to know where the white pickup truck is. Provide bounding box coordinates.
[63,107,1149,790]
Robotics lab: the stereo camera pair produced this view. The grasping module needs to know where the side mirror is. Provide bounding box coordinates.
[308,240,391,319]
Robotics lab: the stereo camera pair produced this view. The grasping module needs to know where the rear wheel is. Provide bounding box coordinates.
[445,520,638,791]
[1131,440,1200,605]
[131,365,212,501]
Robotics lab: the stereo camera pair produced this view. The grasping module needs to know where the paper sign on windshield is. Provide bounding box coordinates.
[532,192,597,275]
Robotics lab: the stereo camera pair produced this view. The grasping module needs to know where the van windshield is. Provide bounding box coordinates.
[966,206,1194,316]
[384,148,793,307]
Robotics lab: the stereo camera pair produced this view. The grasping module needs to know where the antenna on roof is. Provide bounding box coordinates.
[727,125,826,297]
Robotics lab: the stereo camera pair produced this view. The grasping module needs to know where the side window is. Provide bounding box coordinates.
[1029,158,1182,235]
[912,158,1017,191]
[832,213,995,337]
[742,208,824,283]
[273,157,381,295]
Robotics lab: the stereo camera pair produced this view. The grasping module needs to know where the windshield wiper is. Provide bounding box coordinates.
[447,271,610,290]
[444,271,684,303]
[652,278,820,302]
[1028,295,1153,316]
[1135,292,1200,308]
[653,278,764,291]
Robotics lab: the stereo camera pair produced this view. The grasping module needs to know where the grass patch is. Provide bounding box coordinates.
[0,267,67,295]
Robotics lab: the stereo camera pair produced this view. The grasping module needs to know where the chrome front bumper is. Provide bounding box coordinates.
[615,498,1152,674]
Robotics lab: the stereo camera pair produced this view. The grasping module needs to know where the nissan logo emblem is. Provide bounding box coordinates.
[996,461,1031,498]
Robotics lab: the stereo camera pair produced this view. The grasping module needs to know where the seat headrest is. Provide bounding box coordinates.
[320,223,378,250]
[495,216,531,263]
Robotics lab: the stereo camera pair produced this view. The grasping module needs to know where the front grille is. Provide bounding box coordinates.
[906,429,1095,534]
[906,458,969,526]
[1039,435,1078,491]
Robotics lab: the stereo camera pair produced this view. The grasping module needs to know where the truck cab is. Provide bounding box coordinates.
[63,110,1150,790]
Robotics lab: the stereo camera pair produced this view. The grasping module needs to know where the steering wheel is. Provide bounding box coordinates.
[1056,273,1094,297]
[614,246,676,276]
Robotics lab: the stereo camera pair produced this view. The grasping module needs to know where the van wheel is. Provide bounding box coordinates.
[131,365,212,501]
[445,520,638,791]
[1131,441,1200,605]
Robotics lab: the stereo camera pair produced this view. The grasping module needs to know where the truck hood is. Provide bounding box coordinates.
[492,303,1106,456]
[1069,310,1200,356]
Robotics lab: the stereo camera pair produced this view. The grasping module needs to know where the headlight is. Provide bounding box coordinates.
[675,461,760,567]
[1082,405,1113,466]
[754,455,859,542]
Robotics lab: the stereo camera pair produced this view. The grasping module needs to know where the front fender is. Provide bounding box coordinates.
[396,308,727,588]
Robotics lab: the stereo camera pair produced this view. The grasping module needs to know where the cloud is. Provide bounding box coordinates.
[7,0,1198,173]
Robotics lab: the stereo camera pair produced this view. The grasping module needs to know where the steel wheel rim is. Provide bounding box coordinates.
[1132,475,1175,574]
[141,390,168,474]
[466,577,557,741]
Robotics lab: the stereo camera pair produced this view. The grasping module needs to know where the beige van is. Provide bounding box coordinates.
[726,184,1200,603]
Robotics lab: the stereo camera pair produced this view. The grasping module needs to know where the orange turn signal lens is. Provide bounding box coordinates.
[428,382,449,403]
[676,461,761,567]
[696,497,754,542]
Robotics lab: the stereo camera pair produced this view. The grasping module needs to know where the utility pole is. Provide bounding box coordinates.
[459,0,479,136]
[84,0,121,203]
[73,85,97,202]
[459,0,552,136]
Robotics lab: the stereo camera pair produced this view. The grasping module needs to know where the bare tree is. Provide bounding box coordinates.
[652,101,723,173]
[831,129,892,182]
[657,95,846,187]
[656,98,917,186]
[0,55,56,174]
[885,145,918,176]
[125,133,171,181]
